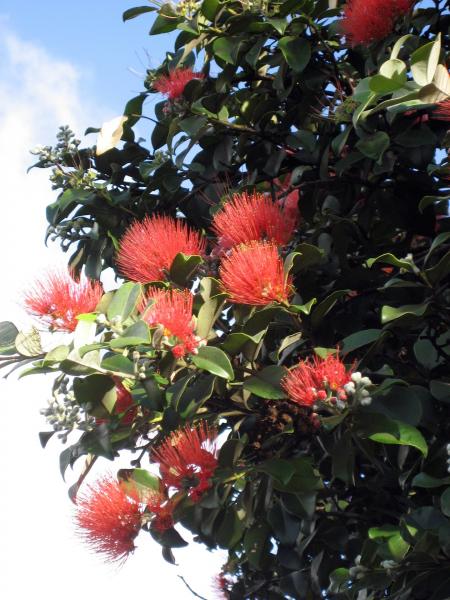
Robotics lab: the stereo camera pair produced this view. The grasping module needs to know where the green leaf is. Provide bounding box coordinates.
[169,253,203,286]
[243,365,287,399]
[218,439,245,468]
[215,510,245,548]
[357,413,428,456]
[213,37,241,64]
[150,526,188,547]
[243,523,271,568]
[411,34,441,86]
[73,374,116,414]
[356,131,390,162]
[311,290,350,328]
[0,321,18,354]
[196,294,226,339]
[279,37,311,73]
[107,282,141,322]
[109,320,151,349]
[101,354,135,376]
[122,6,156,21]
[43,345,70,365]
[369,59,407,94]
[201,0,220,20]
[412,473,450,488]
[150,4,180,35]
[192,346,234,380]
[341,329,381,354]
[258,459,296,485]
[288,299,317,315]
[366,253,415,272]
[430,380,450,404]
[117,468,160,494]
[271,457,323,493]
[381,303,429,324]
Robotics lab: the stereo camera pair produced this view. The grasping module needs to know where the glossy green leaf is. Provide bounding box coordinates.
[243,365,287,399]
[411,35,441,86]
[122,6,156,21]
[381,303,429,324]
[169,253,203,286]
[358,413,428,456]
[107,282,141,322]
[192,346,234,380]
[279,37,311,73]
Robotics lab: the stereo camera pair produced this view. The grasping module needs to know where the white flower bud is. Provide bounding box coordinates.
[344,382,356,395]
[361,389,370,397]
[96,313,107,324]
[111,315,122,325]
[360,397,372,406]
[351,372,362,383]
[360,376,372,386]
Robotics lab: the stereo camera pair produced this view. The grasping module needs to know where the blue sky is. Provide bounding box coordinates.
[0,2,223,599]
[2,0,162,114]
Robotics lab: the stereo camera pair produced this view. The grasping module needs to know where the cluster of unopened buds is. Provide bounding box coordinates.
[175,0,201,17]
[96,312,124,335]
[41,378,95,443]
[342,371,373,408]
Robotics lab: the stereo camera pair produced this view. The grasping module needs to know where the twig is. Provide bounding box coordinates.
[177,575,209,600]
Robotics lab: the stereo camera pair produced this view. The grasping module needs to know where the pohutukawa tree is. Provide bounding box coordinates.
[2,0,450,597]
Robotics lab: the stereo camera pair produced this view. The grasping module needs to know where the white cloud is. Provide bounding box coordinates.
[0,28,223,600]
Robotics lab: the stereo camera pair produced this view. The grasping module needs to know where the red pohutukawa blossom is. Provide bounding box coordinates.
[432,98,450,122]
[282,353,354,407]
[152,422,218,502]
[219,241,292,306]
[212,573,232,599]
[116,215,205,283]
[153,68,204,101]
[341,0,412,46]
[75,475,144,563]
[146,490,174,532]
[140,287,201,358]
[212,190,296,251]
[23,268,103,333]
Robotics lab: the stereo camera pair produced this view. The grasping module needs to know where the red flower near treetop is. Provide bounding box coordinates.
[75,475,143,563]
[432,98,450,122]
[117,215,205,283]
[23,268,103,333]
[282,353,354,407]
[341,0,412,46]
[152,422,218,502]
[219,241,292,305]
[153,68,204,101]
[140,287,201,358]
[212,190,295,251]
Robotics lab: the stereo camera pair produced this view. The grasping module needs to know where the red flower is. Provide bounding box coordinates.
[341,0,412,46]
[432,98,450,122]
[153,68,204,101]
[140,287,201,357]
[282,353,354,407]
[146,490,174,532]
[23,268,103,332]
[219,241,293,305]
[212,190,295,251]
[117,215,205,283]
[75,475,143,563]
[152,422,218,502]
[212,573,232,599]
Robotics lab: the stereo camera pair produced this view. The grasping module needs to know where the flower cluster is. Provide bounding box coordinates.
[220,241,292,305]
[341,0,412,46]
[152,422,219,502]
[75,476,144,563]
[282,353,371,410]
[212,190,296,251]
[153,68,204,101]
[23,268,103,332]
[117,215,205,283]
[140,287,203,358]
